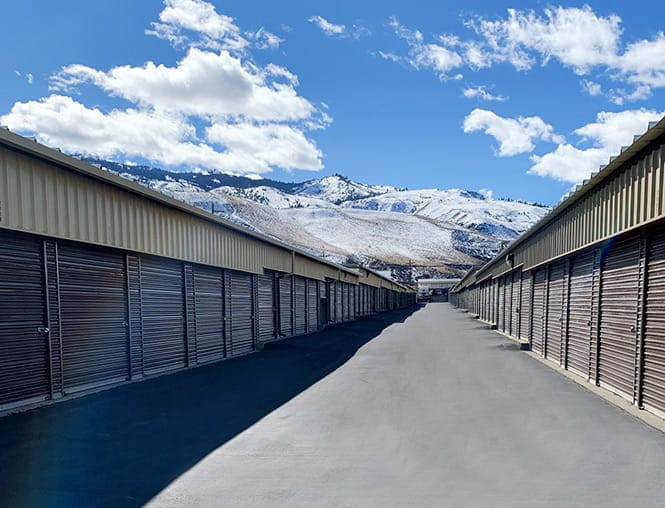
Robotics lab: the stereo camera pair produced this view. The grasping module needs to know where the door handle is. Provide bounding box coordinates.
[38,326,50,334]
[630,325,636,333]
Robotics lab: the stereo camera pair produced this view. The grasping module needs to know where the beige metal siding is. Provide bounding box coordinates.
[293,254,354,282]
[0,147,293,275]
[465,141,665,285]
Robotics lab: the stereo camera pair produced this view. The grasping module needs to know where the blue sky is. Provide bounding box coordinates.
[2,1,664,205]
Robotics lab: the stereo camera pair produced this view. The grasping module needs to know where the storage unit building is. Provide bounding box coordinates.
[0,129,415,412]
[452,115,665,420]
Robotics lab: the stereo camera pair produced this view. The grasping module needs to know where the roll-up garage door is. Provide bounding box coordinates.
[344,284,351,320]
[279,276,292,337]
[327,281,334,323]
[141,256,186,375]
[498,278,506,333]
[598,236,641,400]
[229,271,254,356]
[545,261,566,365]
[59,244,128,392]
[351,285,356,319]
[643,230,665,414]
[335,282,342,322]
[307,280,318,333]
[510,271,521,338]
[566,250,595,377]
[294,276,307,335]
[0,233,49,408]
[531,269,547,355]
[193,265,225,363]
[519,273,532,342]
[257,272,275,343]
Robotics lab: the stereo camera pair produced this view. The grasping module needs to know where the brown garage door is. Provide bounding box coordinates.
[598,236,641,400]
[58,244,129,393]
[531,269,547,355]
[498,277,506,333]
[193,265,225,363]
[566,250,595,377]
[510,270,521,338]
[229,271,254,356]
[519,272,532,342]
[257,272,275,343]
[545,261,566,365]
[0,232,49,408]
[643,230,665,414]
[141,256,186,375]
[307,279,318,333]
[279,276,292,337]
[294,276,307,335]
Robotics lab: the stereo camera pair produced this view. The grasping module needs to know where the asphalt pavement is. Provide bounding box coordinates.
[3,303,665,507]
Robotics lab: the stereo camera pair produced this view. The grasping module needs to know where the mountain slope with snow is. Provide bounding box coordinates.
[92,158,549,276]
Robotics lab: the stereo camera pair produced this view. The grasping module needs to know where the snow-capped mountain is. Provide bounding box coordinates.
[293,174,399,204]
[86,158,549,278]
[342,189,544,241]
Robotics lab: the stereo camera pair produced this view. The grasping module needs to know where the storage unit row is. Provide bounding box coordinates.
[0,229,414,411]
[452,225,665,419]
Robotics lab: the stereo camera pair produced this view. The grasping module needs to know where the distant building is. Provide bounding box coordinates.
[417,278,461,302]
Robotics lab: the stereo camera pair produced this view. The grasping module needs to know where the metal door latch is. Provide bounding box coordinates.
[630,325,636,333]
[38,326,50,334]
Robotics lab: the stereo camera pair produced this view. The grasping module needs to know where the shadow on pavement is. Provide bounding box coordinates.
[0,306,421,507]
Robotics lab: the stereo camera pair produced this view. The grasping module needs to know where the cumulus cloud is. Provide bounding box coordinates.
[50,49,314,122]
[463,108,564,156]
[462,85,507,102]
[308,15,346,36]
[529,109,665,182]
[206,123,323,171]
[2,0,326,175]
[383,6,665,100]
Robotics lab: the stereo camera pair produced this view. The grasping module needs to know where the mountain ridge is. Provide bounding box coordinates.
[84,157,549,281]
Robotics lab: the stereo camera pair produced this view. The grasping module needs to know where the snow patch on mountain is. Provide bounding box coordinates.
[293,174,398,204]
[93,158,548,272]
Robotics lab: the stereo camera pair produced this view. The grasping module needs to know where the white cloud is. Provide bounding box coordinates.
[146,0,248,51]
[610,85,652,105]
[384,6,665,100]
[466,6,620,73]
[529,109,665,182]
[387,17,463,79]
[581,79,602,96]
[248,28,283,49]
[14,70,34,84]
[51,49,314,122]
[462,85,507,102]
[308,15,346,36]
[463,108,564,157]
[0,95,324,174]
[206,123,323,171]
[3,0,327,175]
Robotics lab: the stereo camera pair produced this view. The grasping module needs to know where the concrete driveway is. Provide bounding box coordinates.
[3,303,665,507]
